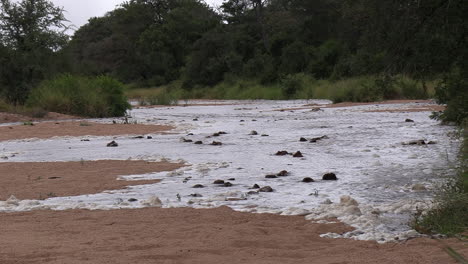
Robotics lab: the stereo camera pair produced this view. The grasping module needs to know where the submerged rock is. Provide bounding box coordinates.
[224,182,233,187]
[194,141,203,145]
[265,175,278,179]
[192,184,205,188]
[310,135,329,143]
[322,173,337,181]
[404,140,426,145]
[213,180,225,184]
[412,184,427,191]
[210,141,222,146]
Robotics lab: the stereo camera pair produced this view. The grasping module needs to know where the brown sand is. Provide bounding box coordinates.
[0,111,77,124]
[0,206,466,264]
[0,160,184,200]
[0,121,174,141]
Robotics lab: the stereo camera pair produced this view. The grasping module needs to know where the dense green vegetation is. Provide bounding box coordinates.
[27,75,130,117]
[415,125,468,237]
[0,0,466,119]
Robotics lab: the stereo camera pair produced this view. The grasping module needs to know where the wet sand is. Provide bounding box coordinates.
[0,160,184,200]
[0,121,174,141]
[0,111,77,124]
[0,206,466,264]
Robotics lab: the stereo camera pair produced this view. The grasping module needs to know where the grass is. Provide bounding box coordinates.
[125,75,435,104]
[414,122,468,238]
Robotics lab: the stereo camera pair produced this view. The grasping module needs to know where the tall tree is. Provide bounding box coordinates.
[0,0,68,104]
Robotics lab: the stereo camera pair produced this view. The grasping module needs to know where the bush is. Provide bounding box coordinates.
[27,75,130,117]
[433,67,468,125]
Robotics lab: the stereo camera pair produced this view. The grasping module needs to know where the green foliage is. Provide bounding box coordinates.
[0,0,68,104]
[433,67,468,125]
[27,75,130,117]
[414,127,468,236]
[331,75,430,103]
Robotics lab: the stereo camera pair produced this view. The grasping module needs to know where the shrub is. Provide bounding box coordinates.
[433,67,468,125]
[27,75,130,117]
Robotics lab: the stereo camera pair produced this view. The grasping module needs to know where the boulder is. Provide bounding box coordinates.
[302,177,315,183]
[405,119,415,122]
[192,184,205,188]
[194,141,203,145]
[251,184,260,189]
[249,130,258,135]
[299,137,308,142]
[224,182,233,187]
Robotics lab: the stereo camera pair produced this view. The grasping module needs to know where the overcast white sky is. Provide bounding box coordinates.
[50,0,224,31]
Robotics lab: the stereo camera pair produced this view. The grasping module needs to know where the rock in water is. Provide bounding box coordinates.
[299,137,308,142]
[275,151,289,156]
[277,170,289,176]
[106,141,118,147]
[265,175,277,179]
[192,184,205,188]
[405,119,415,122]
[259,186,273,192]
[249,130,258,135]
[340,195,358,206]
[302,177,314,183]
[293,151,303,158]
[322,173,337,180]
[213,180,225,185]
[412,184,427,191]
[6,195,20,206]
[142,196,162,207]
[194,141,203,145]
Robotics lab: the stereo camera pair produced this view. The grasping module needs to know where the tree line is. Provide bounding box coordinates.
[0,0,466,121]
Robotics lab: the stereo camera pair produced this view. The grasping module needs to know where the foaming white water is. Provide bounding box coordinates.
[0,100,459,242]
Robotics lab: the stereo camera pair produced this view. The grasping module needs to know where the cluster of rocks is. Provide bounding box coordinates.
[301,173,338,183]
[403,139,436,146]
[265,170,289,179]
[275,150,304,157]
